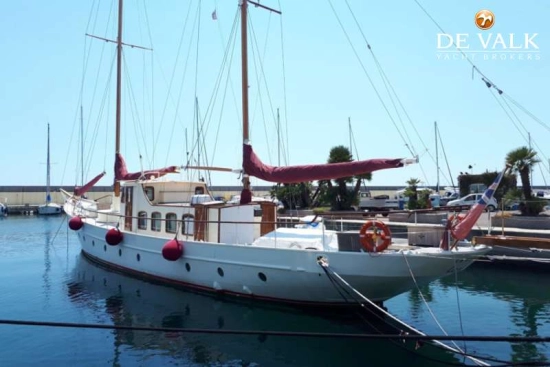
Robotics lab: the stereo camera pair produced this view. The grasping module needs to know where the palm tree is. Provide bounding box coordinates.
[405,178,421,209]
[327,145,353,199]
[505,146,539,201]
[324,145,372,210]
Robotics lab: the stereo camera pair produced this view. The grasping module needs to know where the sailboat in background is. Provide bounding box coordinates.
[38,123,63,215]
[62,0,493,306]
[0,198,7,217]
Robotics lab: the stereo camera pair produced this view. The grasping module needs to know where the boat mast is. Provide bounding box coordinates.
[80,105,84,186]
[435,121,439,193]
[277,108,281,166]
[241,0,250,191]
[240,0,280,191]
[348,117,352,153]
[46,123,51,204]
[114,0,123,197]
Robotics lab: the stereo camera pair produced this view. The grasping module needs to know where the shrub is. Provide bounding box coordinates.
[520,198,547,216]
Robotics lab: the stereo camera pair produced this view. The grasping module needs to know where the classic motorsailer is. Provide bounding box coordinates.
[63,0,494,306]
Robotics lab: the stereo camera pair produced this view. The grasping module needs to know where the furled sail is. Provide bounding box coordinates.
[74,171,106,196]
[115,153,179,181]
[446,166,508,243]
[243,144,407,183]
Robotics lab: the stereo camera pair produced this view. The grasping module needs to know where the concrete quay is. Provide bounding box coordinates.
[3,204,40,215]
[0,185,411,207]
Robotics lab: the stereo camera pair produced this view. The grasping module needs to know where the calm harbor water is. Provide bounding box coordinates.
[0,215,548,366]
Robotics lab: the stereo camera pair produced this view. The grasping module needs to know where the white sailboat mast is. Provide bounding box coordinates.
[46,123,51,204]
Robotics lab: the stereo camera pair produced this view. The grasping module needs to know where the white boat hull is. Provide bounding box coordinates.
[38,203,63,215]
[74,218,489,305]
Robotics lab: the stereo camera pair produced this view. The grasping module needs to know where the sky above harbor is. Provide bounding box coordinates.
[1,0,548,190]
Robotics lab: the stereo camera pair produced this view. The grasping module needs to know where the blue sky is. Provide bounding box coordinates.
[1,0,549,190]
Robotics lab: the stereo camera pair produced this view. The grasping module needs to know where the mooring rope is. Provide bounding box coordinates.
[401,252,466,354]
[316,257,489,366]
[0,319,549,343]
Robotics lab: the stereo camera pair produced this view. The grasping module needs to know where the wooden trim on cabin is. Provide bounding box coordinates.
[124,187,133,231]
[194,205,207,241]
[260,201,277,235]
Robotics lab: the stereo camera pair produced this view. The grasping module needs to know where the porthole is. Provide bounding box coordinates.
[118,249,122,257]
[185,263,191,272]
[92,240,95,247]
[137,253,141,262]
[104,245,107,252]
[258,272,267,282]
[217,267,224,277]
[83,235,86,241]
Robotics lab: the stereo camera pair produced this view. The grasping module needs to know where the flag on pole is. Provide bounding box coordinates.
[212,9,217,20]
[450,167,508,241]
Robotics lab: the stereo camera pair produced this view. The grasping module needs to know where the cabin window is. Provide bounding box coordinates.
[166,213,177,233]
[138,211,147,229]
[151,212,161,232]
[194,187,204,195]
[144,186,155,201]
[182,213,194,235]
[121,187,126,203]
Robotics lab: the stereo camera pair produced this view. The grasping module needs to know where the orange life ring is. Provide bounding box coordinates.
[359,220,392,252]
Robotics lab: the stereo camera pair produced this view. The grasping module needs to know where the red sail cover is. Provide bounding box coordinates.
[115,153,179,181]
[74,171,106,196]
[450,167,507,241]
[243,144,405,183]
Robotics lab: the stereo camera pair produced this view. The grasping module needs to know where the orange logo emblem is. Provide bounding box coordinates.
[475,10,495,30]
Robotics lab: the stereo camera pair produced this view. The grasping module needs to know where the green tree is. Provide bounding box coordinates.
[404,178,421,210]
[322,145,372,210]
[270,182,312,209]
[505,146,542,215]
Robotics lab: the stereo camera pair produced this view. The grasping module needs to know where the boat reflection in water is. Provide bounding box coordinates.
[67,254,462,367]
[433,264,550,363]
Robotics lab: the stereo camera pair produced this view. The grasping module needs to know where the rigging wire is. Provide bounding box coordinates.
[413,0,550,185]
[122,48,155,166]
[193,0,203,180]
[342,0,417,156]
[208,11,241,173]
[248,13,274,164]
[141,0,156,169]
[152,0,195,169]
[85,2,117,180]
[436,125,456,190]
[342,0,464,188]
[249,8,290,168]
[212,0,243,125]
[499,94,550,178]
[188,9,240,170]
[60,0,113,187]
[276,0,290,166]
[326,0,416,158]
